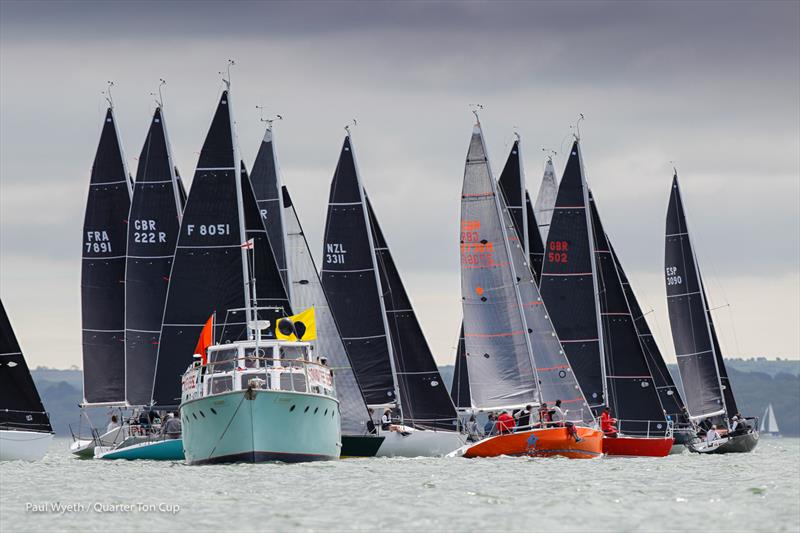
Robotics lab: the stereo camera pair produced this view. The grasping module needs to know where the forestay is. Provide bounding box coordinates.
[664,174,726,421]
[590,191,667,436]
[0,299,52,432]
[81,107,132,405]
[611,243,689,425]
[124,107,184,406]
[367,198,458,430]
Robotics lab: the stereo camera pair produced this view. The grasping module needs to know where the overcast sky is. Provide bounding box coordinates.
[1,1,798,371]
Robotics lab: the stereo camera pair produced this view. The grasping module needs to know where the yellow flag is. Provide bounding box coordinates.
[276,307,317,341]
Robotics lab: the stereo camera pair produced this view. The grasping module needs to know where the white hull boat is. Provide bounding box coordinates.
[375,426,465,458]
[70,425,128,459]
[0,429,53,461]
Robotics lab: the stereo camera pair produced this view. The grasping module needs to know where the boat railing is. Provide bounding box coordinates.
[201,356,334,397]
[615,418,673,438]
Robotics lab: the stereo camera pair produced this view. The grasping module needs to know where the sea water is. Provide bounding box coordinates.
[1,438,798,532]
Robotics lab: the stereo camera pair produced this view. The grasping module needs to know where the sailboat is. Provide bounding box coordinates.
[0,299,54,461]
[457,121,602,459]
[539,138,672,457]
[94,103,187,461]
[321,132,464,457]
[664,172,758,454]
[71,103,133,458]
[533,155,558,242]
[759,404,780,437]
[249,121,383,457]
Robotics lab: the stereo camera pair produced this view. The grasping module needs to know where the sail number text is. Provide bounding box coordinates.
[665,266,683,286]
[133,219,167,244]
[325,243,347,264]
[548,240,568,263]
[186,224,231,236]
[85,230,111,253]
[460,220,495,267]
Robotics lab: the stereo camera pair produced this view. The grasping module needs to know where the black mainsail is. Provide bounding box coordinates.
[124,107,184,406]
[322,134,457,430]
[450,326,471,410]
[611,244,688,424]
[0,299,52,433]
[152,90,290,407]
[664,173,731,422]
[539,140,605,411]
[589,191,667,435]
[321,136,395,406]
[497,139,545,283]
[250,125,289,294]
[81,107,132,405]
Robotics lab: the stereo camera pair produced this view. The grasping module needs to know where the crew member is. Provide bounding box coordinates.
[161,412,182,439]
[496,411,516,434]
[600,408,618,438]
[552,400,566,426]
[516,405,532,429]
[106,414,120,434]
[381,409,393,430]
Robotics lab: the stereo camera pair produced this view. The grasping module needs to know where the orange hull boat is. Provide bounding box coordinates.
[602,435,673,457]
[463,426,603,459]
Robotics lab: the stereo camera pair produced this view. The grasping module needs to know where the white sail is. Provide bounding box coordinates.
[281,187,371,435]
[761,404,779,433]
[533,157,558,241]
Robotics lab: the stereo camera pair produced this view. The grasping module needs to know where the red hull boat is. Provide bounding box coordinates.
[602,435,673,457]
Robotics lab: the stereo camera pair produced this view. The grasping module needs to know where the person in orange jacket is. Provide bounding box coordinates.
[496,411,516,434]
[600,408,618,438]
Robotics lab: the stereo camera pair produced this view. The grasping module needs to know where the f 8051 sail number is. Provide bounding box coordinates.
[187,224,231,236]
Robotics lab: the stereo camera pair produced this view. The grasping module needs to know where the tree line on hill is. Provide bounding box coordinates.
[30,361,799,437]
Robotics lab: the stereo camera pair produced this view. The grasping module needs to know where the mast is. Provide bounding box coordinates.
[480,121,543,406]
[224,72,255,333]
[251,115,292,303]
[349,129,403,419]
[577,138,609,408]
[517,135,529,258]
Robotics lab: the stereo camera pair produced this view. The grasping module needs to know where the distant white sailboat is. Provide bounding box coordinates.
[759,404,780,436]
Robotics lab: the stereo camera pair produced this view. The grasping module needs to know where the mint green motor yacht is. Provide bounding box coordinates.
[180,335,341,465]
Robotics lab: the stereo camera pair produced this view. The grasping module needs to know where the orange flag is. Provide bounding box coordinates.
[194,314,214,365]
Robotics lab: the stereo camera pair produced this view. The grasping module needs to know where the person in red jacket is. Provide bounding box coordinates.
[496,411,516,434]
[600,408,618,438]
